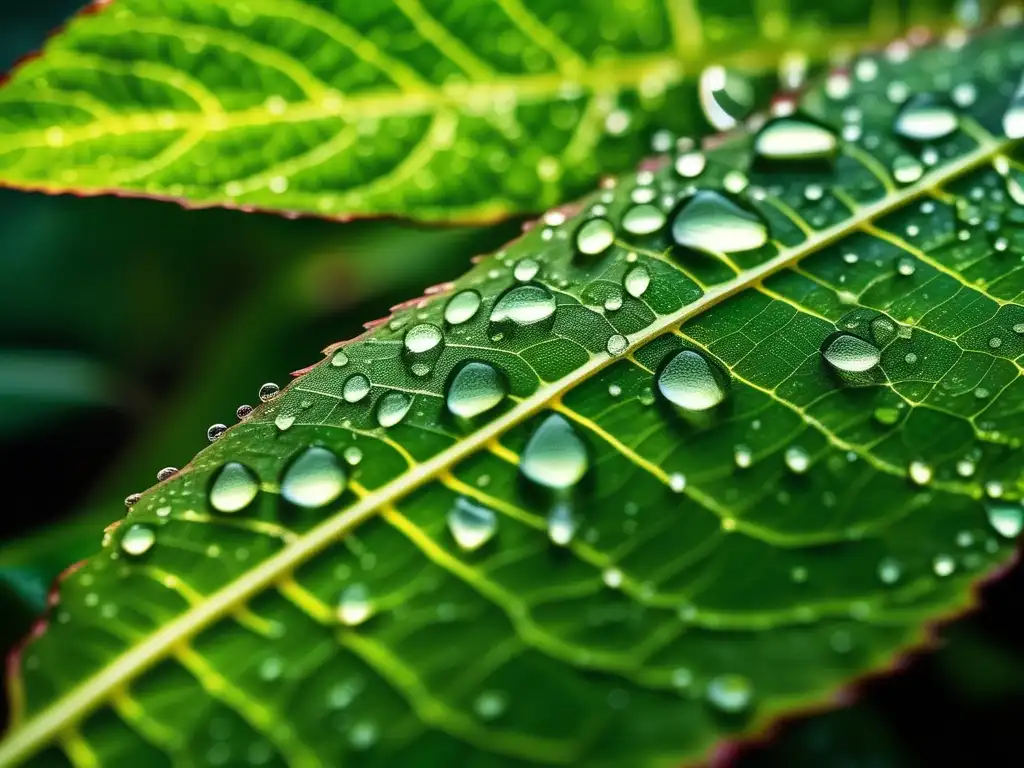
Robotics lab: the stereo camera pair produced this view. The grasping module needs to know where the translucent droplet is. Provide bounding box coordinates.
[606,334,628,356]
[575,217,615,256]
[622,204,666,236]
[447,497,497,551]
[734,445,753,468]
[706,674,753,713]
[489,285,556,326]
[874,406,901,425]
[444,290,481,325]
[897,256,916,275]
[348,720,377,749]
[669,472,686,493]
[603,293,623,312]
[236,404,253,420]
[877,556,902,584]
[675,151,706,178]
[343,446,362,465]
[281,446,346,508]
[275,412,295,431]
[521,414,589,491]
[657,349,730,411]
[894,94,958,142]
[753,117,837,163]
[330,349,349,367]
[624,265,650,298]
[404,323,443,354]
[258,382,280,402]
[933,554,956,577]
[446,361,507,419]
[1001,84,1023,139]
[670,191,769,254]
[209,462,259,513]
[157,467,178,482]
[547,502,577,546]
[120,524,156,557]
[784,446,810,474]
[699,65,754,131]
[870,316,898,345]
[376,391,412,428]
[909,460,933,485]
[892,155,924,184]
[821,333,880,373]
[602,567,623,588]
[513,258,540,282]
[986,501,1023,538]
[337,583,372,626]
[343,374,371,403]
[474,691,507,720]
[207,423,227,442]
[124,493,141,507]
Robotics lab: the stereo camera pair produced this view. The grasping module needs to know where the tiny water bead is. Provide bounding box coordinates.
[331,349,349,367]
[606,334,629,356]
[821,333,880,373]
[877,556,902,584]
[489,284,557,327]
[547,502,577,546]
[675,151,706,178]
[706,674,753,714]
[258,382,280,402]
[124,493,142,507]
[520,414,589,492]
[621,204,666,236]
[624,265,650,298]
[120,524,156,557]
[933,554,956,577]
[447,497,498,551]
[986,501,1023,538]
[575,217,616,256]
[281,446,346,508]
[753,116,837,163]
[337,583,372,626]
[473,691,507,721]
[657,350,730,411]
[894,93,958,142]
[376,391,412,428]
[909,460,933,485]
[275,412,296,431]
[156,467,178,482]
[342,373,371,403]
[892,155,924,184]
[209,462,260,513]
[444,290,482,325]
[670,190,769,254]
[446,361,507,419]
[207,423,227,442]
[513,258,540,282]
[403,323,443,354]
[344,446,363,466]
[236,404,253,420]
[897,256,916,275]
[784,446,810,474]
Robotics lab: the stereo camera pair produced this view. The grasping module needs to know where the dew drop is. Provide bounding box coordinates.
[236,404,253,420]
[909,460,933,485]
[894,94,958,142]
[209,462,259,513]
[933,554,956,577]
[892,155,924,184]
[404,323,443,354]
[656,349,730,411]
[337,583,372,626]
[207,423,227,442]
[602,567,623,588]
[669,472,686,493]
[446,361,507,419]
[281,446,346,508]
[675,151,706,178]
[275,412,296,431]
[474,691,507,720]
[873,406,901,425]
[624,265,651,298]
[706,674,753,714]
[986,501,1023,538]
[520,414,589,492]
[258,382,280,402]
[670,191,769,254]
[606,334,628,356]
[897,256,916,275]
[157,467,178,482]
[343,446,362,466]
[489,285,557,327]
[120,524,156,557]
[604,293,623,312]
[877,556,902,584]
[734,445,753,469]
[622,204,666,236]
[547,502,577,546]
[575,217,616,256]
[513,258,540,282]
[330,349,349,367]
[821,333,880,373]
[444,290,482,325]
[784,446,810,474]
[1002,84,1024,139]
[124,493,141,508]
[447,497,498,551]
[342,374,371,403]
[376,391,412,428]
[753,117,837,163]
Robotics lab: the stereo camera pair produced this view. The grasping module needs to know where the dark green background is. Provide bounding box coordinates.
[0,2,1020,764]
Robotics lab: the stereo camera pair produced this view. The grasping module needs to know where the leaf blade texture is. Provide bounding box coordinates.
[0,0,985,222]
[4,18,1024,767]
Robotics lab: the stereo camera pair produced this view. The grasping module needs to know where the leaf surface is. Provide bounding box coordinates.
[0,0,982,222]
[4,20,1024,767]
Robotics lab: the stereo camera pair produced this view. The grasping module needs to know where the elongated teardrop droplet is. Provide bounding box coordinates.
[657,350,730,411]
[670,191,769,254]
[894,94,958,142]
[489,285,556,327]
[444,290,481,325]
[209,462,260,513]
[520,414,589,491]
[447,497,498,551]
[821,333,880,373]
[446,361,507,419]
[281,447,346,508]
[754,117,837,163]
[376,391,412,428]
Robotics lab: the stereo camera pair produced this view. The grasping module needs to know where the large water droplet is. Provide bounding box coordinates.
[444,290,481,325]
[575,217,615,256]
[209,462,260,513]
[821,333,880,373]
[343,374,371,403]
[376,391,412,428]
[706,674,753,713]
[894,94,958,142]
[446,361,507,419]
[447,497,498,551]
[621,204,666,236]
[281,447,346,508]
[657,350,730,411]
[120,524,156,557]
[986,501,1023,538]
[670,191,769,254]
[258,382,280,402]
[489,285,556,327]
[753,117,837,163]
[337,583,372,626]
[624,265,650,298]
[520,414,589,491]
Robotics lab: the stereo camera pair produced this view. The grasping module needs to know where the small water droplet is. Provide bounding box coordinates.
[331,350,349,367]
[547,502,577,546]
[348,719,377,749]
[602,567,623,588]
[444,290,482,325]
[933,554,956,577]
[258,383,280,402]
[575,218,615,256]
[734,445,752,468]
[236,404,253,420]
[671,191,769,254]
[874,406,901,425]
[892,155,924,184]
[281,447,346,508]
[904,352,918,364]
[1002,84,1024,139]
[706,674,753,713]
[489,285,557,326]
[207,423,227,442]
[521,414,589,491]
[376,391,412,428]
[474,691,507,720]
[989,336,1003,349]
[606,334,628,356]
[513,258,540,282]
[337,583,372,626]
[404,323,443,354]
[784,446,810,474]
[909,460,933,485]
[343,446,362,465]
[657,349,730,411]
[446,361,507,420]
[669,472,686,493]
[897,256,916,275]
[120,524,156,556]
[675,151,706,178]
[447,497,497,551]
[753,116,837,163]
[624,265,650,298]
[604,293,623,312]
[124,493,141,507]
[275,412,296,431]
[622,204,666,236]
[986,501,1023,538]
[877,556,902,584]
[157,467,178,482]
[894,93,958,142]
[821,333,880,373]
[343,374,371,403]
[209,462,259,513]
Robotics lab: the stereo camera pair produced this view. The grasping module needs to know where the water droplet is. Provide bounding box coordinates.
[157,467,178,482]
[236,404,253,420]
[547,502,577,546]
[892,155,924,184]
[909,460,933,485]
[604,293,623,312]
[376,391,412,428]
[734,445,752,468]
[894,93,958,142]
[124,493,141,507]
[207,423,227,442]
[575,217,615,256]
[706,674,753,713]
[209,462,259,513]
[337,583,372,626]
[474,690,507,720]
[870,316,898,345]
[897,256,916,275]
[258,382,280,402]
[821,333,880,373]
[675,151,706,178]
[521,414,589,491]
[343,374,371,403]
[343,446,362,466]
[784,446,810,474]
[956,458,976,477]
[989,336,1002,349]
[281,446,346,508]
[874,406,901,425]
[986,501,1023,538]
[904,352,918,364]
[513,258,540,282]
[877,556,902,584]
[275,412,296,431]
[447,497,497,551]
[446,361,507,419]
[622,204,666,236]
[444,290,482,325]
[331,349,349,367]
[120,524,156,557]
[348,720,377,749]
[700,65,754,131]
[489,284,557,327]
[602,567,623,588]
[670,191,769,254]
[753,116,837,163]
[606,334,628,356]
[1002,85,1024,139]
[933,554,956,577]
[657,349,730,411]
[404,323,443,354]
[624,265,650,298]
[669,472,686,493]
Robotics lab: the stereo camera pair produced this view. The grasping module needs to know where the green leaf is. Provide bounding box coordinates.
[4,19,1024,766]
[0,0,981,222]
